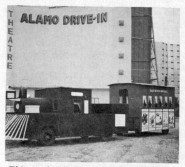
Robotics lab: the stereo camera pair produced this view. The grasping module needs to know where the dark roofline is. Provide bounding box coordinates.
[9,86,109,90]
[9,86,92,91]
[9,86,42,90]
[108,83,175,88]
[37,87,92,91]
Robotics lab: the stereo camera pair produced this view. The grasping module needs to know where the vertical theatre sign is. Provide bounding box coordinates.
[7,10,13,69]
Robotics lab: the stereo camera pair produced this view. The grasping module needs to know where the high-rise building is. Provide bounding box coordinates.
[151,42,180,98]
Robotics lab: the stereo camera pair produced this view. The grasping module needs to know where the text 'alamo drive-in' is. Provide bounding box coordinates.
[20,13,108,25]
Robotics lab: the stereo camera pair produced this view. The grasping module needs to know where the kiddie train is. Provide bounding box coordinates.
[5,83,175,146]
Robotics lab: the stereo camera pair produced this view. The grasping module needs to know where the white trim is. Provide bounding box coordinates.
[71,92,83,97]
[84,100,89,114]
[115,114,125,127]
[25,105,40,113]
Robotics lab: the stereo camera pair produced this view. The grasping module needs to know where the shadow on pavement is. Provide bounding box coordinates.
[6,136,117,148]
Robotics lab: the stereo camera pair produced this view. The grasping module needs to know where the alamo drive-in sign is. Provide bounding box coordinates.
[7,11,107,70]
[20,13,108,25]
[6,6,132,89]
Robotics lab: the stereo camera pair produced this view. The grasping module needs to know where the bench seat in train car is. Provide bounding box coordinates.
[109,83,175,134]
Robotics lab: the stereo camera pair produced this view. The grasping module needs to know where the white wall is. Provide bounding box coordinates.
[92,89,109,104]
[7,6,131,89]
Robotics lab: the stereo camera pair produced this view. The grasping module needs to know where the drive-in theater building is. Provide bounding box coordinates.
[6,6,153,103]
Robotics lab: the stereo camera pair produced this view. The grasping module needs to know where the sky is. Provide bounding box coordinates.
[152,8,180,44]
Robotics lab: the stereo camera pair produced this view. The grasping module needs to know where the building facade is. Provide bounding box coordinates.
[6,6,152,103]
[151,42,180,98]
[131,8,152,83]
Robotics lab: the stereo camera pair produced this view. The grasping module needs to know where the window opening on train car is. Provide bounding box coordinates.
[73,99,82,113]
[148,96,152,108]
[169,97,172,108]
[164,96,168,107]
[154,96,158,108]
[119,89,128,104]
[143,96,147,108]
[158,96,162,108]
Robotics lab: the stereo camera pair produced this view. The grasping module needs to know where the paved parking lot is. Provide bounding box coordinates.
[6,118,179,163]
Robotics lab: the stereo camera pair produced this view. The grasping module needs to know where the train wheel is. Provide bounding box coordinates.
[38,128,55,146]
[162,129,169,135]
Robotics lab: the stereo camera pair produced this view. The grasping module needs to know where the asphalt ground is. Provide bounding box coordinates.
[5,118,179,163]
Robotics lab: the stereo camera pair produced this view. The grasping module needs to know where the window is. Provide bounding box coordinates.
[19,88,27,98]
[118,53,124,59]
[169,97,172,108]
[164,96,168,107]
[154,96,158,107]
[143,96,147,108]
[74,104,80,113]
[6,91,16,99]
[92,98,99,104]
[73,99,82,113]
[119,20,124,26]
[119,89,128,104]
[148,96,152,108]
[118,69,124,75]
[158,96,162,108]
[119,37,124,42]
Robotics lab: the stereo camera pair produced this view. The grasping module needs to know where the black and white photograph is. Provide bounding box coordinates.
[0,0,184,166]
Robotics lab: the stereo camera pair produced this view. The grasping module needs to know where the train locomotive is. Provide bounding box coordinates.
[5,83,175,146]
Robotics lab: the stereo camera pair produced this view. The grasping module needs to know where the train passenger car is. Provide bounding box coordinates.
[5,87,126,145]
[109,83,175,134]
